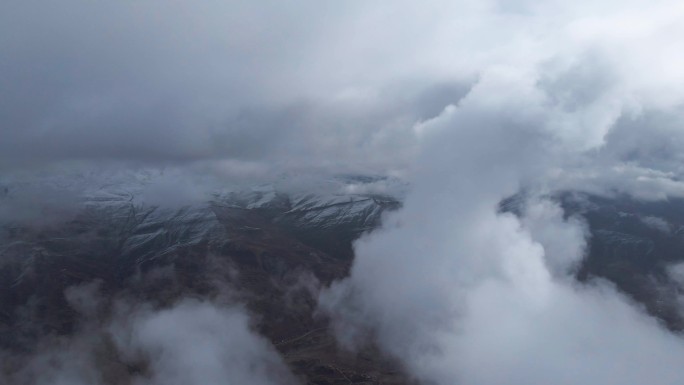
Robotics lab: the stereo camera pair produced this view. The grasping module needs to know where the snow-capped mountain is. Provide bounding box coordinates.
[0,173,406,384]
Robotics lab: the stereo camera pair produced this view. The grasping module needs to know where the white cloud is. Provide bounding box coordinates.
[110,300,295,385]
[317,10,684,379]
[1,285,295,385]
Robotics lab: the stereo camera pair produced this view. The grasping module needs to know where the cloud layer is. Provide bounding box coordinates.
[4,1,684,197]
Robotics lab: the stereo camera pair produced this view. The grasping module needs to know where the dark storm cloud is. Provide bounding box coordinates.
[0,1,475,177]
[4,0,680,194]
[0,1,306,166]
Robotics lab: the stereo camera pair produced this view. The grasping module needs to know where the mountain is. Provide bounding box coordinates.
[0,175,406,384]
[3,174,684,383]
[502,191,684,330]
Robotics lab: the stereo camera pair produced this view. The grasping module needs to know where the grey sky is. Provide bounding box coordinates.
[2,1,684,196]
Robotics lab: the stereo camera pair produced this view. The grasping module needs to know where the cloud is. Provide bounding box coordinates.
[1,283,295,385]
[320,119,684,384]
[518,198,589,276]
[0,1,475,177]
[3,0,684,199]
[317,5,684,381]
[110,300,296,385]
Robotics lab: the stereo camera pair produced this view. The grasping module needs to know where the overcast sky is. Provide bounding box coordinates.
[4,1,684,384]
[2,0,683,193]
